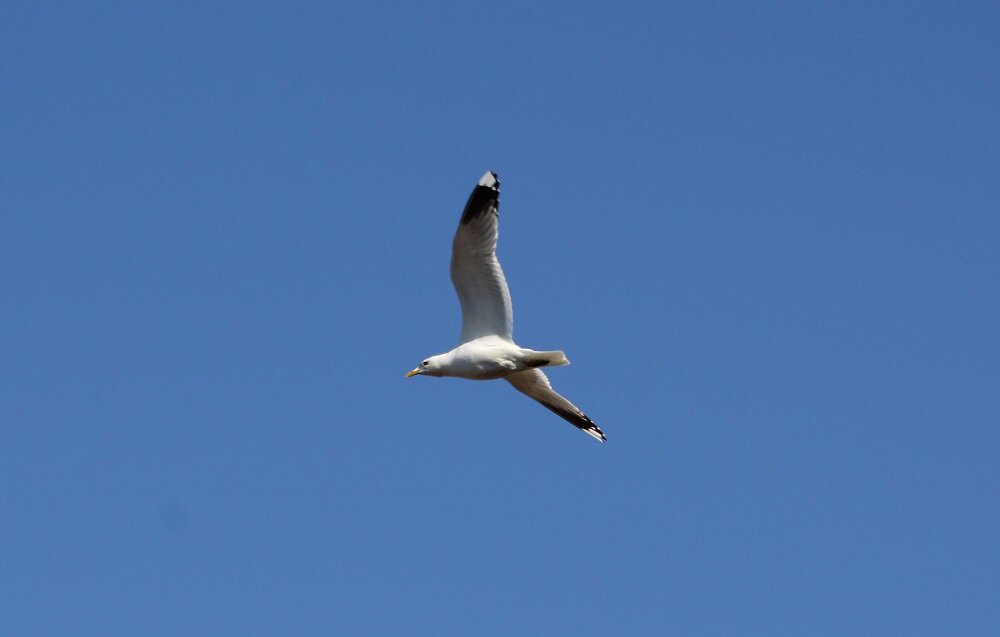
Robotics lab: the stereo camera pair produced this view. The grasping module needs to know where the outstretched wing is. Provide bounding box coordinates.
[450,171,514,343]
[506,369,606,442]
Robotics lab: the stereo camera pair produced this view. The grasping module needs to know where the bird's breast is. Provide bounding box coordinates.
[446,344,518,380]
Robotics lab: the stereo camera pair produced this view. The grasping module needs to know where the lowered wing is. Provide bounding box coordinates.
[506,368,606,442]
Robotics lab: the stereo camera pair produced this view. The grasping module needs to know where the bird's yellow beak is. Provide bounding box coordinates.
[406,368,421,378]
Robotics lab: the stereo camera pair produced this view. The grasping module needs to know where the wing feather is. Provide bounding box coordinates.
[450,171,514,343]
[506,369,606,442]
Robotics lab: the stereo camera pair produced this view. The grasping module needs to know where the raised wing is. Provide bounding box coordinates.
[506,369,606,442]
[450,171,514,343]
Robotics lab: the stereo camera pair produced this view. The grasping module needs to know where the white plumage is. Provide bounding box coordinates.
[407,171,606,443]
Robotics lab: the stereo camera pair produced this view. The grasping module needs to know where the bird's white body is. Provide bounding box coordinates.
[423,336,569,381]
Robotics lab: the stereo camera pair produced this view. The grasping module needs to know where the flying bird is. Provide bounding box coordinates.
[406,171,606,442]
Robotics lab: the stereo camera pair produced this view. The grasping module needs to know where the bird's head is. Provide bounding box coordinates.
[406,354,445,378]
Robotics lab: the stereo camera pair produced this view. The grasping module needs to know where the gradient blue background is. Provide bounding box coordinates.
[3,2,998,634]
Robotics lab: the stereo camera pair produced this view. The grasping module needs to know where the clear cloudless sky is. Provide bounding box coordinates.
[2,2,998,635]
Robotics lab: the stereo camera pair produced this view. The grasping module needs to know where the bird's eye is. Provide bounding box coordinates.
[422,361,429,366]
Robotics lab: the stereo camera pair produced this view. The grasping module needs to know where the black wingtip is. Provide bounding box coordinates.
[460,171,500,225]
[586,422,608,443]
[539,402,606,443]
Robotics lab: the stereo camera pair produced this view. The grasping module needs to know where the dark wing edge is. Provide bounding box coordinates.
[460,171,500,225]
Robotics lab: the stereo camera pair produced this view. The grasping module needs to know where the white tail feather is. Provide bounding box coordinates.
[527,350,570,367]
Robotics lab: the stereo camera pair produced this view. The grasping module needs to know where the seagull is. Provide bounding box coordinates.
[406,171,606,442]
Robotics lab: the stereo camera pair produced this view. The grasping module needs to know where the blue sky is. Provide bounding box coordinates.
[2,2,998,634]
